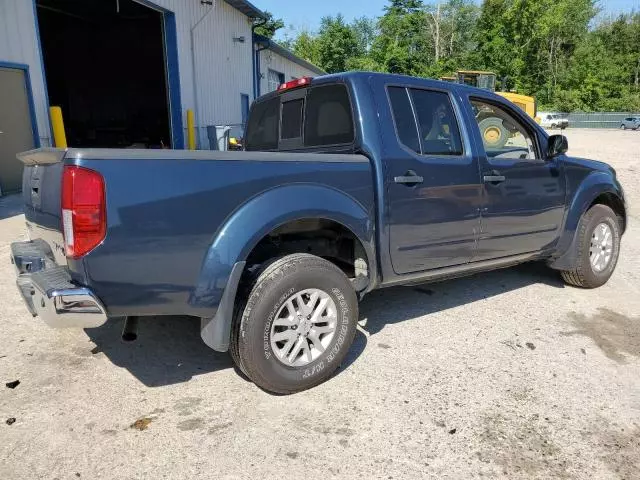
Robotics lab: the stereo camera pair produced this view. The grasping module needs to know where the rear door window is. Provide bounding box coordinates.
[410,89,464,156]
[304,84,354,147]
[388,87,421,154]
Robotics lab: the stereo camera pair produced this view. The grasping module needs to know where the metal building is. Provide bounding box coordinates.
[0,0,324,193]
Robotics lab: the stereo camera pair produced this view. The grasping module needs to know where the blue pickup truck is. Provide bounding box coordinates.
[11,72,626,393]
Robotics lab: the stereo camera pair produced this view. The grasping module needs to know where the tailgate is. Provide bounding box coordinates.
[18,148,67,265]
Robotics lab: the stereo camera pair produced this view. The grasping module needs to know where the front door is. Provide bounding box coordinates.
[467,97,566,260]
[0,66,36,193]
[386,86,482,274]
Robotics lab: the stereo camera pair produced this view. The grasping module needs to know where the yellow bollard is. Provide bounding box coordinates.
[49,106,67,149]
[187,109,196,150]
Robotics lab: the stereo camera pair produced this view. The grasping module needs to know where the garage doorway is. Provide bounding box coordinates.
[0,65,38,194]
[36,0,182,148]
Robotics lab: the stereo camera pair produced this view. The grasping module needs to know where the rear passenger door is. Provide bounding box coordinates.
[385,86,482,274]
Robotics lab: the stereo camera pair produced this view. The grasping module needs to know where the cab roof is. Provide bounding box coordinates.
[255,71,505,103]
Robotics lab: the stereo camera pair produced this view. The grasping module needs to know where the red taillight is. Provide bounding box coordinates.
[61,166,106,258]
[278,76,312,91]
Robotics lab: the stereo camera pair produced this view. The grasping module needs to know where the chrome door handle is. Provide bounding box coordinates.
[483,171,506,184]
[394,170,424,186]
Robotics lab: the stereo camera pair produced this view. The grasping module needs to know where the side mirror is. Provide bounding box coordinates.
[547,134,568,159]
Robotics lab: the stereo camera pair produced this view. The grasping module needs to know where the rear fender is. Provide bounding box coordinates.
[191,184,375,352]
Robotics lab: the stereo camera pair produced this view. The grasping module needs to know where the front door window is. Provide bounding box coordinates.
[471,100,537,160]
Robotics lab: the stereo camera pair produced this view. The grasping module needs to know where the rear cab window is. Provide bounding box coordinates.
[387,86,464,156]
[245,83,355,151]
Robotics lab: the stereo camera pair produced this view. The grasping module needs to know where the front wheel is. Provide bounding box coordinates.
[231,254,358,394]
[560,204,622,289]
[621,124,627,130]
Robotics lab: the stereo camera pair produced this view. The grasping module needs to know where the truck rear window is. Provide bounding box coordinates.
[246,84,354,151]
[245,96,279,150]
[281,99,304,139]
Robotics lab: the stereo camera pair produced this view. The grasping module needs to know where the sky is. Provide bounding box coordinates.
[255,0,640,39]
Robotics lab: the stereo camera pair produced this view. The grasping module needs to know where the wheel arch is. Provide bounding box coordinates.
[193,184,376,352]
[589,192,626,233]
[549,172,625,271]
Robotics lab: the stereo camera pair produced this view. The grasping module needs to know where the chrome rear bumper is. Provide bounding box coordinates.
[10,240,107,329]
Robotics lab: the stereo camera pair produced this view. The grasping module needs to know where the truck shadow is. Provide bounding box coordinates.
[86,262,564,388]
[338,262,565,373]
[86,316,235,387]
[0,193,24,220]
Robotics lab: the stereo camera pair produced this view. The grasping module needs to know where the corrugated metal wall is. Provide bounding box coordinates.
[0,0,256,149]
[151,0,254,148]
[0,0,51,146]
[259,49,320,95]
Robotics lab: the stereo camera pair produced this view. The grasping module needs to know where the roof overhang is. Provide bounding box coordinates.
[254,34,326,76]
[224,0,266,19]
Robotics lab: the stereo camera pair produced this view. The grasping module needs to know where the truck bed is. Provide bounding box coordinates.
[20,148,374,318]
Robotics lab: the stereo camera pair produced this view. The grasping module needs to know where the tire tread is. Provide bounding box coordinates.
[560,204,619,289]
[232,254,357,394]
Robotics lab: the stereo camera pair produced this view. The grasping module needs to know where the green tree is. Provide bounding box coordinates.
[474,0,596,104]
[351,16,378,54]
[314,15,361,73]
[370,0,430,75]
[253,11,284,39]
[556,12,640,111]
[289,29,321,66]
[424,0,480,77]
[280,0,639,112]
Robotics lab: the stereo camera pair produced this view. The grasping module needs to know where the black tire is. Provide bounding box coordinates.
[478,117,510,149]
[560,204,622,289]
[230,254,358,394]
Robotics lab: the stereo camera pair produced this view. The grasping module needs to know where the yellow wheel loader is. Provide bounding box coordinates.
[441,71,540,148]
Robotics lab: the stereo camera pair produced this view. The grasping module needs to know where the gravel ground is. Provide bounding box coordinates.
[1,129,639,480]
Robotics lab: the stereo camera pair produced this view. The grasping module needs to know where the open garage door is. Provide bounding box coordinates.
[36,0,181,149]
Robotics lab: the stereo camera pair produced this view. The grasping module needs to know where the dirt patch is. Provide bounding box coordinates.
[478,413,570,478]
[208,422,233,435]
[177,418,205,432]
[174,397,203,416]
[598,426,640,479]
[562,309,640,364]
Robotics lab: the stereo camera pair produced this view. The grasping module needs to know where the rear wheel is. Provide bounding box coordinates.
[621,124,627,130]
[560,204,621,289]
[230,254,358,394]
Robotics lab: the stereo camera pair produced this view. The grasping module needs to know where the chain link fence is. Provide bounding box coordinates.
[562,112,640,129]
